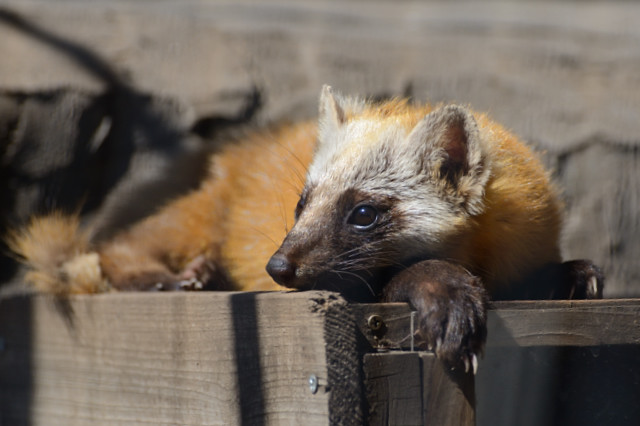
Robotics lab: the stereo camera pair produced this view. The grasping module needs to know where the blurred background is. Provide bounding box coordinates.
[0,1,638,424]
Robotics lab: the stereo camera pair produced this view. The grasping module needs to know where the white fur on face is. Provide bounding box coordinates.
[307,110,468,258]
[296,87,493,267]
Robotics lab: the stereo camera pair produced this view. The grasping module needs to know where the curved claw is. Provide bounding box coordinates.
[382,259,489,373]
[461,353,479,375]
[178,277,204,291]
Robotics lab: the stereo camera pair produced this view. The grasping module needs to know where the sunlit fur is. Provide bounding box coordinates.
[10,86,562,296]
[7,214,108,294]
[297,87,561,294]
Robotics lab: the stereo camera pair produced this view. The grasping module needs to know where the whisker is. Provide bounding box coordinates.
[270,131,311,178]
[335,247,406,271]
[248,226,281,249]
[329,269,376,296]
[262,132,310,188]
[337,242,414,269]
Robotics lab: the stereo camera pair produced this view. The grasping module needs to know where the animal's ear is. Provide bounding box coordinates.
[408,105,485,184]
[318,85,346,136]
[407,105,490,213]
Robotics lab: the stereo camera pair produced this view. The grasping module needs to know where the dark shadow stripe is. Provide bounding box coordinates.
[230,292,265,426]
[0,295,34,426]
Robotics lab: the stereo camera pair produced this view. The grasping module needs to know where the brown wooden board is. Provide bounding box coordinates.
[421,352,475,426]
[2,293,640,425]
[353,299,640,350]
[0,291,364,426]
[365,352,424,425]
[364,352,474,426]
[355,299,640,425]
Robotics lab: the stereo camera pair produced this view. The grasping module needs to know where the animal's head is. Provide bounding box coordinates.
[266,86,491,297]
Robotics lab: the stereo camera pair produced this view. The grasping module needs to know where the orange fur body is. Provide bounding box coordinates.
[10,99,562,296]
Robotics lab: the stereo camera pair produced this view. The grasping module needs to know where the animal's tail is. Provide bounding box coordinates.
[7,214,110,295]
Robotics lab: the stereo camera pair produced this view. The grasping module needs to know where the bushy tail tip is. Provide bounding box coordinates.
[7,214,110,295]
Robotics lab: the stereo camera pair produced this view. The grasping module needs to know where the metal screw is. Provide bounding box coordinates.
[308,374,319,394]
[367,314,384,331]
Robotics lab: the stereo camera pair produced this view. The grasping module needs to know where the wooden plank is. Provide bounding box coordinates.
[420,353,475,426]
[0,291,364,426]
[3,293,639,425]
[365,352,423,425]
[488,299,640,347]
[353,300,640,349]
[364,352,474,426]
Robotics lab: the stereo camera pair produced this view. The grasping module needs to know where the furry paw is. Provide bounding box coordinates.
[111,265,206,292]
[562,259,604,299]
[153,277,204,291]
[152,256,212,291]
[147,255,230,291]
[382,259,488,373]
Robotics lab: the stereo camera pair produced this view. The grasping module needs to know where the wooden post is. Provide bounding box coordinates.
[365,352,475,426]
[354,304,475,425]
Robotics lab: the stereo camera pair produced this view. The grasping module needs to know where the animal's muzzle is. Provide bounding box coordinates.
[266,252,298,288]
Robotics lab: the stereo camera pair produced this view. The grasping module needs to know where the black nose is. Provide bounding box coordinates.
[266,253,297,287]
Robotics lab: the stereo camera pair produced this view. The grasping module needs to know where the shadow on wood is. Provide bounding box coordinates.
[230,292,265,426]
[0,295,33,426]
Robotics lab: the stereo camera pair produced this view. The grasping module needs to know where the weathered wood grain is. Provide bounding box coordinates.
[365,352,423,425]
[0,291,363,426]
[364,352,474,426]
[2,293,639,425]
[355,299,640,425]
[353,299,640,350]
[420,352,475,426]
[488,299,640,347]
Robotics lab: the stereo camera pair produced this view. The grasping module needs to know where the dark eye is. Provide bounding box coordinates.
[347,205,378,229]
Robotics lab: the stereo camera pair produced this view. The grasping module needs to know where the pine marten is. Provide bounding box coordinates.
[8,85,603,372]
